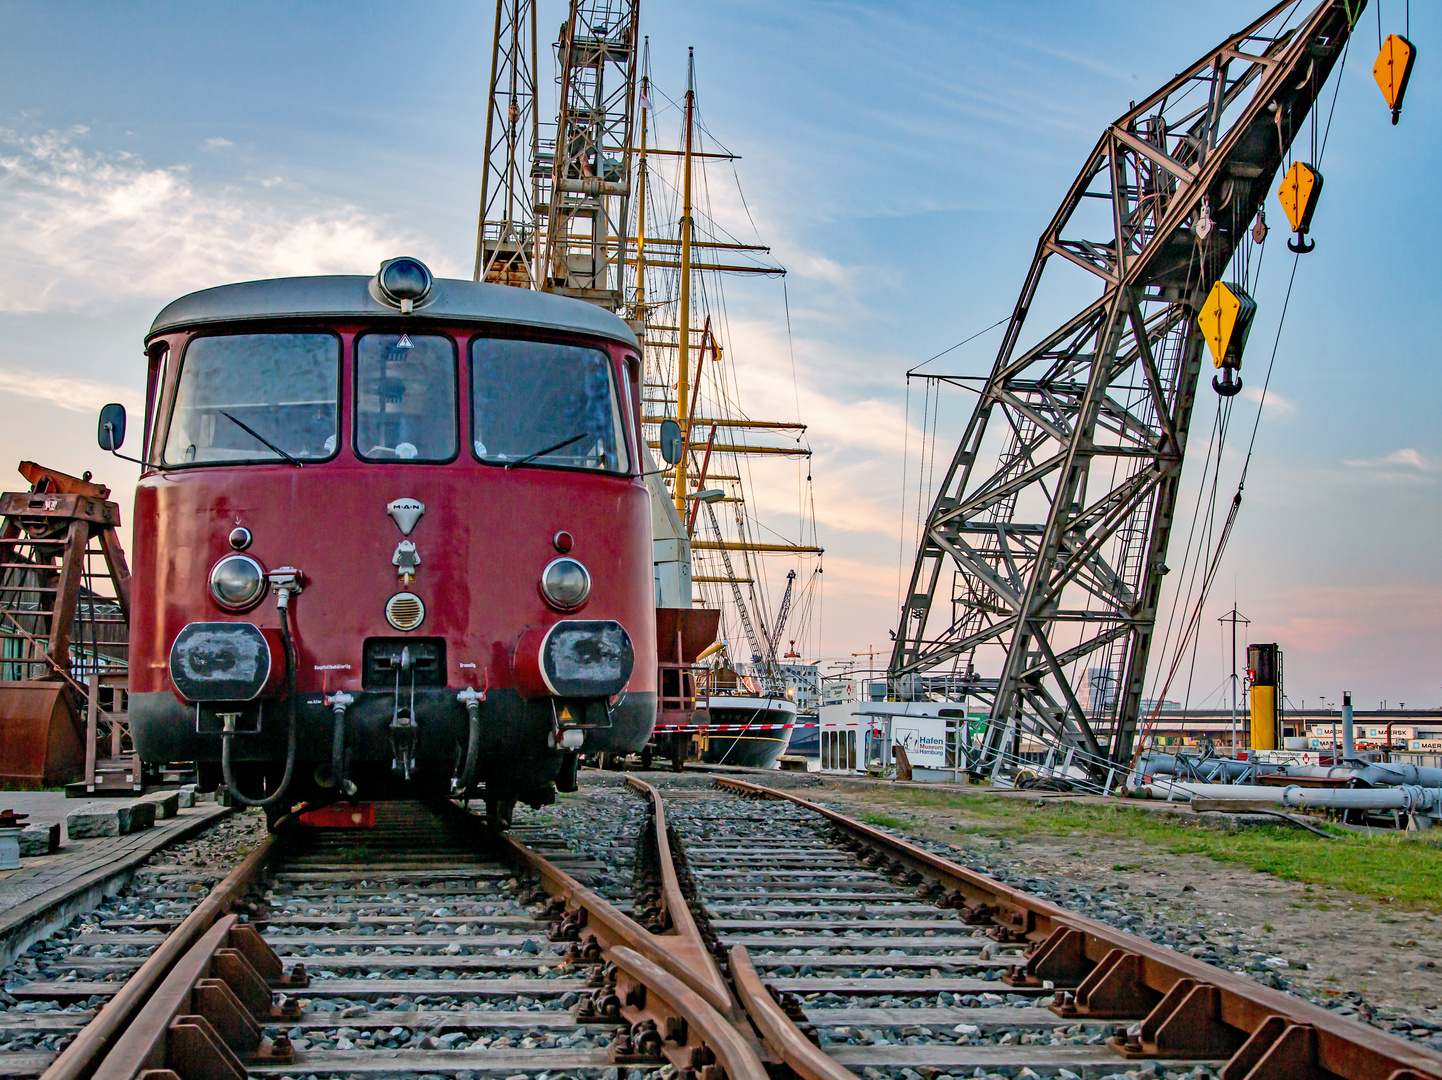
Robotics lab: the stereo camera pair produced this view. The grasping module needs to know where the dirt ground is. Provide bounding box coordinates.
[816,780,1442,1033]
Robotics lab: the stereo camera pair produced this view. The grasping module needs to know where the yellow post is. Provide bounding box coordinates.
[674,49,695,513]
[1249,685,1278,751]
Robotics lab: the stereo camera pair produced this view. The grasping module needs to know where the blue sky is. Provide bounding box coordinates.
[1,1,1436,708]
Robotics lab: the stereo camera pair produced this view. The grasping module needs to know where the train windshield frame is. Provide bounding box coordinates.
[354,332,459,463]
[160,332,341,467]
[469,336,631,475]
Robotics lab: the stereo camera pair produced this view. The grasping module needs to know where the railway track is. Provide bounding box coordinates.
[4,777,1439,1080]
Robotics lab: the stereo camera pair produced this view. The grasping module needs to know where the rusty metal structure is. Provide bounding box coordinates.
[475,1,641,304]
[537,0,640,307]
[0,462,131,789]
[473,0,541,287]
[890,0,1362,772]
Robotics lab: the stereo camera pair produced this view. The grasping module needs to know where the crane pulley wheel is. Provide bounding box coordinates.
[1374,33,1418,124]
[1198,280,1257,372]
[1277,161,1323,253]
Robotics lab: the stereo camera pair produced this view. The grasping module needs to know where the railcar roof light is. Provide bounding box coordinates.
[374,257,434,313]
[541,557,591,611]
[209,554,267,611]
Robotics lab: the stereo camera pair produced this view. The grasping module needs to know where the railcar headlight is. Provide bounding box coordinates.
[541,557,591,610]
[376,256,434,309]
[209,554,267,611]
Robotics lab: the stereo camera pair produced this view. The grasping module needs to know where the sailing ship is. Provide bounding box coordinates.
[631,49,821,769]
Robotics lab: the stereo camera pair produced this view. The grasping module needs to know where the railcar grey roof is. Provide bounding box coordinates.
[147,274,638,348]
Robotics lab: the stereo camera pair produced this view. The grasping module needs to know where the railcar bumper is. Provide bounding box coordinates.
[131,687,655,799]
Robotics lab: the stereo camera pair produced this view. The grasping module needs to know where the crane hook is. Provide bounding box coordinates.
[1287,232,1316,254]
[1213,369,1243,398]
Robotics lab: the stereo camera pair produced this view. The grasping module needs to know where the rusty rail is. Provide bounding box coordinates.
[91,915,306,1080]
[497,787,732,1016]
[495,788,768,1080]
[717,776,1442,1080]
[39,833,277,1080]
[728,944,857,1080]
[607,947,767,1080]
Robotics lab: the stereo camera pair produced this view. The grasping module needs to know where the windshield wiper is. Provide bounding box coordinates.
[219,410,303,468]
[504,432,589,471]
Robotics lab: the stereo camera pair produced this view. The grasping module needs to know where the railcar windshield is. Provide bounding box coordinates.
[470,338,630,473]
[355,333,457,462]
[161,334,339,466]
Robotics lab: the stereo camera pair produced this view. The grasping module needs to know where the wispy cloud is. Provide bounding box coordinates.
[0,366,142,413]
[0,127,444,313]
[1344,448,1433,472]
[202,136,233,149]
[1241,385,1296,417]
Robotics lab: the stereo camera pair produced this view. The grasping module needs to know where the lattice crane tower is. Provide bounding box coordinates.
[889,0,1362,770]
[538,0,641,310]
[474,0,541,288]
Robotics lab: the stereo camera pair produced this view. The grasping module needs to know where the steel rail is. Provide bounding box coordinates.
[493,790,769,1080]
[90,913,303,1080]
[624,776,734,1009]
[634,781,863,1080]
[728,943,858,1080]
[716,776,1442,1080]
[608,947,767,1080]
[38,832,277,1080]
[63,797,763,1080]
[497,791,732,1015]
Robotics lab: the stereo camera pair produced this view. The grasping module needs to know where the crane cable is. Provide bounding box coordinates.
[1132,29,1353,764]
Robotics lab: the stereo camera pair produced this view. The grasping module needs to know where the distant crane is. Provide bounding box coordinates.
[765,569,797,666]
[473,0,539,287]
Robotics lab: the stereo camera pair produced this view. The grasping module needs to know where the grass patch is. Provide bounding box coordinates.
[851,786,1442,910]
[861,810,911,830]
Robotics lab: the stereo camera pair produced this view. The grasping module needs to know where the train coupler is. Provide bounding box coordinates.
[389,710,418,781]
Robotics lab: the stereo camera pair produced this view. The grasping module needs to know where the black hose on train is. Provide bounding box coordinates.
[222,600,299,809]
[453,688,483,795]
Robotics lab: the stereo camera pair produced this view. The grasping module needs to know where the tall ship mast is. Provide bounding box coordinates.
[630,47,822,768]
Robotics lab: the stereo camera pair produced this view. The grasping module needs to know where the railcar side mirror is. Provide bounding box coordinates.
[659,419,684,466]
[98,403,127,451]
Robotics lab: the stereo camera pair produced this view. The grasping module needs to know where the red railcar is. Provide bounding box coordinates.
[99,258,657,826]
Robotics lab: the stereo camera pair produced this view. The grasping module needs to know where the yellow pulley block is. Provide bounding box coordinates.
[1277,161,1323,253]
[1198,280,1257,397]
[1374,34,1417,124]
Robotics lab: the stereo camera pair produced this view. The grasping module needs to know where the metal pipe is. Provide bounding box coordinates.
[1282,762,1442,787]
[1145,779,1442,817]
[1134,752,1283,783]
[1342,690,1354,758]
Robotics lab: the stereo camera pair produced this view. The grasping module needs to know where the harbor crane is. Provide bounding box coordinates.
[889,0,1365,776]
